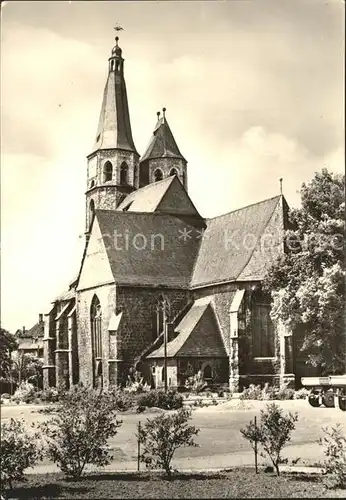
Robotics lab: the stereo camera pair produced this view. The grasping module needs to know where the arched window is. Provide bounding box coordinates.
[155,295,169,338]
[89,199,95,227]
[154,169,163,182]
[90,295,102,360]
[90,180,95,189]
[120,162,128,184]
[169,168,178,177]
[103,161,113,182]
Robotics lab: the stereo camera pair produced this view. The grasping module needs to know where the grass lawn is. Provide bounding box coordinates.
[3,470,346,499]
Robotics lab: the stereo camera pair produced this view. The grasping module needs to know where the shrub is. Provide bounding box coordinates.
[137,389,183,410]
[240,402,298,476]
[38,387,60,403]
[184,371,207,393]
[12,381,37,404]
[275,384,295,400]
[124,370,151,394]
[293,388,310,399]
[0,418,42,490]
[240,383,295,401]
[108,388,134,412]
[37,386,122,479]
[320,424,346,489]
[137,408,199,476]
[240,384,263,400]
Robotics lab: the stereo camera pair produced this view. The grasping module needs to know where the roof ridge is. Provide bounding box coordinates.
[206,195,281,222]
[95,208,204,218]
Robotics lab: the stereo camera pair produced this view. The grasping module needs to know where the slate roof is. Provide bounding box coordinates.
[91,66,138,155]
[95,210,204,287]
[191,195,282,288]
[116,176,175,212]
[78,192,285,290]
[141,115,186,163]
[148,297,227,358]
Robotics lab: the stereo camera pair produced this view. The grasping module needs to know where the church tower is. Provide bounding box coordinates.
[139,108,188,190]
[85,37,139,231]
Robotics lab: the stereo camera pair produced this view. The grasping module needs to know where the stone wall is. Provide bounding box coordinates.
[76,283,117,389]
[148,158,187,190]
[116,286,191,382]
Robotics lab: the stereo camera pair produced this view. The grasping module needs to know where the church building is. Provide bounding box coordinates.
[42,37,296,392]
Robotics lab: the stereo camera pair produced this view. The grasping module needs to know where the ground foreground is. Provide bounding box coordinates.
[5,470,346,499]
[2,399,345,473]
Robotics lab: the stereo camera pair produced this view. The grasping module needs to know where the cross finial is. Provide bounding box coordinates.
[279,178,283,195]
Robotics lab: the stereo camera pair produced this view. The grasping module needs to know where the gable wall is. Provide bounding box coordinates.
[78,219,114,291]
[178,305,227,357]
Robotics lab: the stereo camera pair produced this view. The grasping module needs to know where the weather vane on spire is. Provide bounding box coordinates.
[114,24,124,32]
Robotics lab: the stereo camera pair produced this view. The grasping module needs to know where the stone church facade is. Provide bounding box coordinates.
[42,37,296,392]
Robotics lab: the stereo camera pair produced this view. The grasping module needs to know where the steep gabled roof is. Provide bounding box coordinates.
[95,210,204,287]
[148,297,227,358]
[141,114,186,163]
[116,175,202,218]
[116,176,175,212]
[191,195,284,288]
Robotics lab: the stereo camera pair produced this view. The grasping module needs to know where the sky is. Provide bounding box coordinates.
[1,0,344,333]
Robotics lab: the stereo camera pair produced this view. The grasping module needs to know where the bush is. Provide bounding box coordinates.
[37,386,122,479]
[0,418,42,490]
[137,389,183,410]
[12,381,37,404]
[123,370,151,394]
[240,402,298,476]
[108,388,135,412]
[38,387,60,403]
[320,424,346,489]
[240,384,264,400]
[137,408,199,476]
[240,383,296,401]
[184,371,207,393]
[293,388,310,399]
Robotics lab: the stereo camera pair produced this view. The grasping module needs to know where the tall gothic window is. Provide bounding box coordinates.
[154,169,163,182]
[120,162,128,184]
[155,296,169,338]
[252,304,275,357]
[169,168,177,177]
[103,161,113,182]
[90,295,102,359]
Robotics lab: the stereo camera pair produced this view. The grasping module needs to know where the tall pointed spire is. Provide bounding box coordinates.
[141,107,185,162]
[91,36,138,155]
[139,108,188,190]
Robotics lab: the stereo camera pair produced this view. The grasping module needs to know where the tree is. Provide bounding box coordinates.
[10,352,43,388]
[0,328,17,379]
[240,403,298,476]
[137,408,199,476]
[264,168,345,374]
[37,386,122,479]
